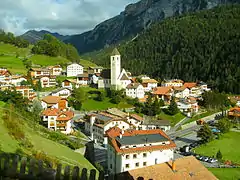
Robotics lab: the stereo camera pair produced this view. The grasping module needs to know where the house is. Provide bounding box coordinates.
[177,97,199,117]
[0,82,12,91]
[76,73,89,85]
[141,78,158,92]
[41,108,74,134]
[173,86,190,98]
[98,48,132,90]
[126,83,145,99]
[0,68,12,84]
[183,82,200,97]
[161,79,183,87]
[106,127,176,175]
[15,86,37,101]
[88,66,103,74]
[152,87,174,103]
[10,75,27,86]
[41,96,68,110]
[39,76,56,88]
[48,65,62,76]
[115,156,217,180]
[140,116,171,131]
[89,73,100,85]
[29,68,50,78]
[50,88,72,98]
[228,107,240,121]
[67,63,83,77]
[197,81,211,92]
[61,79,77,89]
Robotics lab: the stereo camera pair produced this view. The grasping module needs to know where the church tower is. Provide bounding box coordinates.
[110,48,121,89]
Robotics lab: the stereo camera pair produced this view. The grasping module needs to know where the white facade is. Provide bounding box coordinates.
[51,66,62,76]
[139,124,171,131]
[90,74,99,84]
[98,79,111,89]
[174,88,190,98]
[110,53,121,89]
[126,84,145,99]
[107,135,174,174]
[67,63,83,77]
[162,80,183,87]
[11,77,27,86]
[177,101,199,117]
[144,82,158,92]
[50,88,72,98]
[40,76,56,88]
[62,80,73,90]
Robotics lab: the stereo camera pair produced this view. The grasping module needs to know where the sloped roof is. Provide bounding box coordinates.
[77,73,89,78]
[116,156,217,180]
[42,96,63,104]
[184,82,197,89]
[130,114,143,121]
[107,108,128,118]
[111,48,120,56]
[152,87,172,95]
[120,73,130,81]
[174,86,187,91]
[100,69,111,79]
[142,79,158,84]
[126,83,142,89]
[51,87,71,94]
[41,108,74,121]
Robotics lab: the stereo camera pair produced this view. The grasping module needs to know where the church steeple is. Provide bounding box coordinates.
[111,48,120,56]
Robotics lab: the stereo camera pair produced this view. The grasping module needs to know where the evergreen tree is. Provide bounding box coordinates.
[216,150,223,160]
[197,124,214,143]
[216,118,232,133]
[167,97,178,115]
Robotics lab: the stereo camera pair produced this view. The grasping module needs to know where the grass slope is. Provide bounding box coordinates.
[0,101,94,169]
[209,168,240,180]
[0,43,30,57]
[194,131,240,164]
[30,55,70,66]
[0,55,27,74]
[157,112,185,126]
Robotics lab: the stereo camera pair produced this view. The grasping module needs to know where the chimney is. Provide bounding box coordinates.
[172,160,176,172]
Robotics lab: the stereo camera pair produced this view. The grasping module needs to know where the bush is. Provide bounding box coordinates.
[216,150,223,161]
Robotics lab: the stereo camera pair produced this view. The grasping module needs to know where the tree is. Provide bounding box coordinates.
[216,150,223,160]
[96,92,105,101]
[197,124,214,143]
[72,88,86,103]
[216,118,232,133]
[167,97,178,115]
[31,99,43,123]
[111,95,121,104]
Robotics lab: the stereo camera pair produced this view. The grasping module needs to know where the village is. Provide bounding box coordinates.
[0,48,240,179]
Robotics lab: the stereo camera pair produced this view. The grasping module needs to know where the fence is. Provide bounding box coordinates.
[0,154,104,180]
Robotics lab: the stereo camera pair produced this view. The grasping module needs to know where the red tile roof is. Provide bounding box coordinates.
[142,79,158,84]
[106,127,176,154]
[152,87,172,95]
[42,108,74,121]
[183,82,197,89]
[42,96,63,104]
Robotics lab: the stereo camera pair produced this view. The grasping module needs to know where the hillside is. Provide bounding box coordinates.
[21,30,70,44]
[84,4,240,94]
[64,0,239,54]
[0,101,94,169]
[0,43,97,74]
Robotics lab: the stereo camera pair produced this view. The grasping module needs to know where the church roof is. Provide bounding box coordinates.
[111,48,120,56]
[126,83,142,89]
[120,73,130,81]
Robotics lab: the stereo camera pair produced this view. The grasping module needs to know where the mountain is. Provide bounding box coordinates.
[20,30,70,43]
[64,0,239,54]
[84,4,240,94]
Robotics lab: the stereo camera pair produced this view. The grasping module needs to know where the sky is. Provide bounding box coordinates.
[0,0,138,35]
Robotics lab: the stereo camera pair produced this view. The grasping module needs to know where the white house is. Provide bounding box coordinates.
[126,83,145,99]
[29,68,50,78]
[161,79,183,87]
[15,86,37,101]
[173,86,190,98]
[76,73,89,85]
[141,78,158,92]
[89,74,100,84]
[88,66,103,74]
[50,88,72,98]
[0,68,12,84]
[40,76,56,88]
[41,108,74,134]
[177,98,199,117]
[139,116,171,131]
[41,96,68,110]
[67,63,83,77]
[98,48,131,90]
[11,75,27,86]
[106,127,176,175]
[48,65,62,76]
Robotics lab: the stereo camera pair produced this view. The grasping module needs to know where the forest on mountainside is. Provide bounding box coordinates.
[0,30,29,48]
[84,4,240,94]
[32,34,79,62]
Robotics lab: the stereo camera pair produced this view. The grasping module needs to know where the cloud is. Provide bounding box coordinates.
[0,0,138,35]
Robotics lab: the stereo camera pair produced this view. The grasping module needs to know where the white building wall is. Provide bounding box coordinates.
[67,64,83,77]
[62,82,73,90]
[51,89,71,98]
[126,86,145,99]
[52,67,62,76]
[98,79,111,89]
[47,116,57,130]
[110,55,121,88]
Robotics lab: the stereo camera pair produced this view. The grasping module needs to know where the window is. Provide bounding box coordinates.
[143,162,147,166]
[125,164,129,168]
[133,154,137,159]
[143,153,147,157]
[135,162,139,167]
[126,155,130,159]
[126,146,129,149]
[133,145,136,148]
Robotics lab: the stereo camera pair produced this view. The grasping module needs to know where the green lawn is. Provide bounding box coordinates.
[80,59,97,68]
[30,55,70,66]
[0,43,30,57]
[194,131,240,164]
[0,55,27,74]
[0,101,20,152]
[157,112,185,126]
[208,168,240,180]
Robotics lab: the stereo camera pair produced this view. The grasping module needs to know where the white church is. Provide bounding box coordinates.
[98,48,132,90]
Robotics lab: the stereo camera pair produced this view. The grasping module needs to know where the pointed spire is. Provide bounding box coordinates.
[111,48,120,56]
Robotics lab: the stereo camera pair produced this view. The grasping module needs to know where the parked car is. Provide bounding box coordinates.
[198,156,204,160]
[203,157,209,162]
[208,158,218,163]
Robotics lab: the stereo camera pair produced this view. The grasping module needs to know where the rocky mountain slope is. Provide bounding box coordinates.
[20,30,69,44]
[64,0,238,54]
